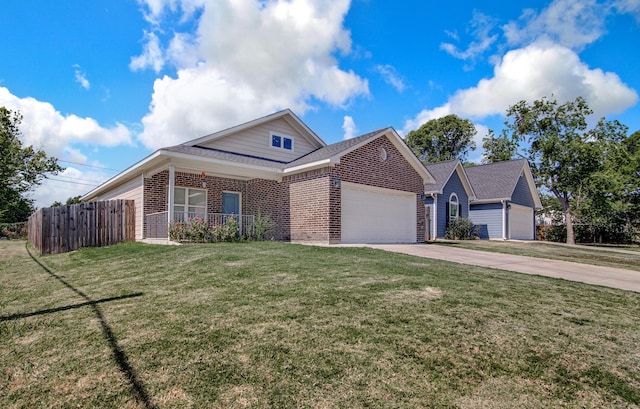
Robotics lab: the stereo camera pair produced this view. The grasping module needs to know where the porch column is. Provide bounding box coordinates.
[168,164,175,239]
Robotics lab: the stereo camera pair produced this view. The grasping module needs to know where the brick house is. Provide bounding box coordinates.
[82,110,435,244]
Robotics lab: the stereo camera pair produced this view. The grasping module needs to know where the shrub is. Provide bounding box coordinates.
[0,222,28,239]
[169,216,239,243]
[252,210,275,240]
[445,218,480,240]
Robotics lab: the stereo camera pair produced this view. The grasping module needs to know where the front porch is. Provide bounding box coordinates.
[145,212,256,240]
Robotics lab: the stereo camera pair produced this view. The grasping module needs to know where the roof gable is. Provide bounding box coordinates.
[465,159,542,208]
[424,159,475,198]
[283,128,435,185]
[181,109,325,163]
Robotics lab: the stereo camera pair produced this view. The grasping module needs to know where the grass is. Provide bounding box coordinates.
[1,239,639,408]
[431,240,640,271]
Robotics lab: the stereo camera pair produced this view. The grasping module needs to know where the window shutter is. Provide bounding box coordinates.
[445,201,450,228]
[459,203,463,219]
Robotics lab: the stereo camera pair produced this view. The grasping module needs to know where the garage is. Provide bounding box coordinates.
[341,182,417,244]
[508,203,534,240]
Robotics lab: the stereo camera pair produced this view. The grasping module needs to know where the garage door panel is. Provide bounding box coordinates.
[341,183,416,244]
[509,204,534,240]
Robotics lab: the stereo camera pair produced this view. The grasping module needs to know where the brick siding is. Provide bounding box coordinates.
[143,134,425,242]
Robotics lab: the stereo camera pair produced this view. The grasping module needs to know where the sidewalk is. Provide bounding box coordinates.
[341,243,640,293]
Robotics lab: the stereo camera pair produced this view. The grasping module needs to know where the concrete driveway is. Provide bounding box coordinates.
[347,243,640,293]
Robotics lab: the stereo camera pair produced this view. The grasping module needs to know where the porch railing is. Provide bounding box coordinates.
[145,211,255,239]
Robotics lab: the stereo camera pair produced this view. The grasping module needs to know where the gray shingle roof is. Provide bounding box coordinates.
[423,159,461,193]
[464,159,526,200]
[163,145,289,169]
[285,129,386,168]
[163,128,388,170]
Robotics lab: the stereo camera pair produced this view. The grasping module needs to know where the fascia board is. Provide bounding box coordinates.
[282,158,333,174]
[470,197,511,204]
[522,162,543,209]
[81,150,165,200]
[454,164,477,199]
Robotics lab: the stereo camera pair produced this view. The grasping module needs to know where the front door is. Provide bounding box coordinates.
[222,192,240,215]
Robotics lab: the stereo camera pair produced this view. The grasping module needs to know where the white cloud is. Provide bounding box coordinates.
[375,64,406,92]
[73,64,90,90]
[342,116,358,140]
[134,0,369,149]
[404,41,638,134]
[614,0,640,20]
[0,86,133,159]
[29,167,113,208]
[440,11,498,63]
[130,31,165,73]
[503,0,607,50]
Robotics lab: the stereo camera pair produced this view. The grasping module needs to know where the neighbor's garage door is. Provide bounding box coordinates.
[341,182,416,244]
[509,203,534,240]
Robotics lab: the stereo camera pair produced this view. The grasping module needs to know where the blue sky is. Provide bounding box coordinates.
[1,0,639,207]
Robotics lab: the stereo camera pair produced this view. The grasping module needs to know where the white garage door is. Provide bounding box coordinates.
[509,203,534,240]
[341,182,417,244]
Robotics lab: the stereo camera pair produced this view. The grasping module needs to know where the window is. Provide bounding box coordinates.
[174,187,206,222]
[449,193,459,222]
[270,133,294,151]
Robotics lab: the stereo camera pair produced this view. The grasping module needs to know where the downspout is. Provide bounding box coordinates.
[432,193,438,240]
[168,164,175,240]
[502,199,507,240]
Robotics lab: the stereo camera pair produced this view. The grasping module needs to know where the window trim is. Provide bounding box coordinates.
[269,132,295,152]
[449,193,459,222]
[173,186,207,222]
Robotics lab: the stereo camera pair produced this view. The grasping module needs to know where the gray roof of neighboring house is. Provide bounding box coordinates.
[423,159,461,193]
[464,159,527,200]
[163,128,387,170]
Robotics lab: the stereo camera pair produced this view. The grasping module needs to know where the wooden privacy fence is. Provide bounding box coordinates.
[28,200,135,255]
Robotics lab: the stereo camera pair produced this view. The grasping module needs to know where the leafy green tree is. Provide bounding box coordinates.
[405,114,477,164]
[493,97,629,245]
[481,129,518,163]
[1,107,63,222]
[52,195,83,207]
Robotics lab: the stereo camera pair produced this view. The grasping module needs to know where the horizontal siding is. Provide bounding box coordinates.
[511,173,536,207]
[436,171,469,238]
[98,177,144,241]
[199,117,319,162]
[469,203,503,239]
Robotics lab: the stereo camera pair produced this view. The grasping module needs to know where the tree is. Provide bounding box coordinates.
[490,97,629,245]
[481,129,518,163]
[1,107,63,222]
[51,195,83,207]
[405,114,477,164]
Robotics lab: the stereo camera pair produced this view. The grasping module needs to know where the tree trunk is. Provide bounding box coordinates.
[564,203,575,245]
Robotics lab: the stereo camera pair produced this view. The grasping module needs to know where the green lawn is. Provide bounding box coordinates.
[431,240,640,271]
[1,240,640,408]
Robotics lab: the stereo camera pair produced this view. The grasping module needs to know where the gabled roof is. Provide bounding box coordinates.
[183,109,326,149]
[285,127,434,184]
[82,114,435,201]
[424,159,475,199]
[465,159,542,208]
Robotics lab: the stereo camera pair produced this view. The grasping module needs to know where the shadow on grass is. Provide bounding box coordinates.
[0,293,143,322]
[24,243,156,409]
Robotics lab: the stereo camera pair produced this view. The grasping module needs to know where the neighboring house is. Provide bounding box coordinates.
[82,109,435,244]
[465,159,542,240]
[423,159,476,240]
